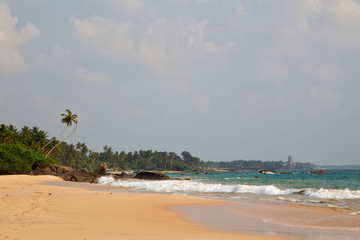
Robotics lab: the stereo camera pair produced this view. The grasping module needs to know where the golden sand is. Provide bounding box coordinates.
[0,175,285,240]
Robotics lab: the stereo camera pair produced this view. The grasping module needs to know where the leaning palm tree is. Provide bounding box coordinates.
[40,121,69,152]
[46,109,78,158]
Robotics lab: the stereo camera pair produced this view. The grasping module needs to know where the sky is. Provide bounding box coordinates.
[1,0,360,165]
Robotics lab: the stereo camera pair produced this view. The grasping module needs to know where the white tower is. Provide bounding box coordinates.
[288,155,294,169]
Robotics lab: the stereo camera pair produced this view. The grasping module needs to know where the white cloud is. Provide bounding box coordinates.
[0,0,40,74]
[104,0,143,15]
[76,67,107,84]
[70,16,134,57]
[70,13,235,95]
[328,0,360,27]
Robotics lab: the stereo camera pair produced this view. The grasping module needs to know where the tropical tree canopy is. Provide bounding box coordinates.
[46,109,78,158]
[61,109,78,126]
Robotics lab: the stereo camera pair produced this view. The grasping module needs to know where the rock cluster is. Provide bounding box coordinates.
[134,171,170,180]
[113,172,135,180]
[33,163,105,183]
[33,164,176,182]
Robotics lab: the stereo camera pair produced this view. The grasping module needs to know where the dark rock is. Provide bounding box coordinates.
[254,176,260,179]
[134,171,170,180]
[310,170,328,174]
[280,171,292,174]
[33,163,101,183]
[94,162,107,175]
[172,177,191,180]
[112,172,134,180]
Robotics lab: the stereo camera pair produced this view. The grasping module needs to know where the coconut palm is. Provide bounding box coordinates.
[40,120,69,152]
[46,109,78,158]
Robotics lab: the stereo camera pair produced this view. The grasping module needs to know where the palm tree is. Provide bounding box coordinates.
[40,119,69,152]
[46,109,78,158]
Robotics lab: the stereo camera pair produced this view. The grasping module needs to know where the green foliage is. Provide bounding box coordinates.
[203,159,316,170]
[1,123,316,173]
[0,144,55,174]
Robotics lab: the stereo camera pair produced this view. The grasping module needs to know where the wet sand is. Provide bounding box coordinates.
[174,200,360,240]
[0,175,284,240]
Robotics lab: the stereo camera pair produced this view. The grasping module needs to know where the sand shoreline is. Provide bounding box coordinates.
[1,175,359,240]
[0,175,285,240]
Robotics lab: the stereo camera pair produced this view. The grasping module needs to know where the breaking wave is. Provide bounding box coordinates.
[303,188,360,200]
[98,176,360,200]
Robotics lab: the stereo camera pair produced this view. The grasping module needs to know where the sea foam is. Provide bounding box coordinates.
[303,188,360,200]
[98,176,296,195]
[98,176,360,200]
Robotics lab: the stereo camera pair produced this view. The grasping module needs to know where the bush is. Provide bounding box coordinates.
[0,144,55,175]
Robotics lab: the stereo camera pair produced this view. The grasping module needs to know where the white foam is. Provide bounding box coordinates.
[303,188,360,200]
[350,211,360,216]
[277,197,302,202]
[98,176,295,195]
[98,176,360,200]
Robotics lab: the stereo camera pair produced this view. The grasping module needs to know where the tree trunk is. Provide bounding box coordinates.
[46,123,77,158]
[40,126,68,151]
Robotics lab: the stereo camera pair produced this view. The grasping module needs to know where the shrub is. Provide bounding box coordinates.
[0,144,55,174]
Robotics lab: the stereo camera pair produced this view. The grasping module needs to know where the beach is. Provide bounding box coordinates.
[1,175,359,240]
[0,175,284,240]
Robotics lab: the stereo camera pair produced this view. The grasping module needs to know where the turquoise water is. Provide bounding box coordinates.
[99,169,360,213]
[169,169,360,190]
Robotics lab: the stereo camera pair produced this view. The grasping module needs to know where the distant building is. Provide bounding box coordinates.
[287,155,294,169]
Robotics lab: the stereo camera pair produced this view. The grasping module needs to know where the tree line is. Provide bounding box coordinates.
[0,123,202,171]
[204,159,316,170]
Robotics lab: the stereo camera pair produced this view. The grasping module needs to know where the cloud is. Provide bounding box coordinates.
[76,67,107,84]
[328,0,360,27]
[70,16,134,57]
[104,0,143,15]
[70,13,234,67]
[0,0,40,74]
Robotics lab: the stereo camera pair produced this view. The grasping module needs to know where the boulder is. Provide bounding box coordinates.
[94,162,107,175]
[33,163,101,183]
[134,171,170,180]
[112,172,134,180]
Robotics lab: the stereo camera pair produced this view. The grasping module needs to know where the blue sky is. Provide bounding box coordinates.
[1,0,360,164]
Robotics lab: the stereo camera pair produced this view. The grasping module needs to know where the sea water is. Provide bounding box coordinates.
[98,169,360,214]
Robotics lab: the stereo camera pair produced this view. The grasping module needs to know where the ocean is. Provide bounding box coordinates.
[98,169,360,214]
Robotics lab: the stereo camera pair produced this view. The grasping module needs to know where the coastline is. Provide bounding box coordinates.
[0,175,285,240]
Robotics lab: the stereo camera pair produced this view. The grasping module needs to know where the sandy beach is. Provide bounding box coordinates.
[0,175,285,240]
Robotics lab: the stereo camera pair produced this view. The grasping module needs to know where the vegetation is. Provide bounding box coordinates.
[204,159,316,170]
[46,109,78,158]
[1,118,316,174]
[0,123,202,172]
[0,144,55,174]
